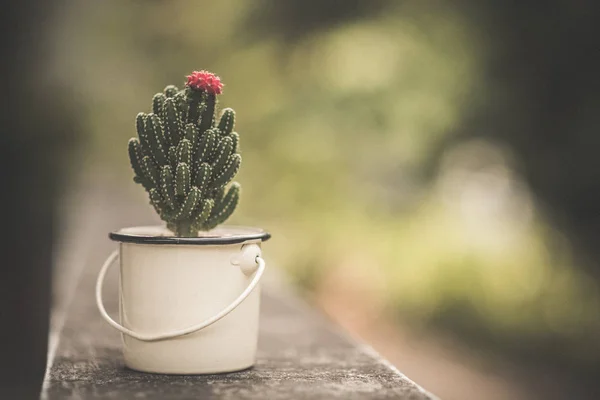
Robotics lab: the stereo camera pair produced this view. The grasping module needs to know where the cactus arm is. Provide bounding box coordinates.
[160,165,176,209]
[163,85,179,98]
[152,93,166,115]
[128,138,148,186]
[204,183,240,230]
[199,93,217,134]
[162,98,182,146]
[168,146,177,169]
[229,132,239,153]
[217,108,235,135]
[148,188,164,215]
[136,113,151,150]
[195,98,208,127]
[146,114,169,165]
[184,123,198,141]
[211,154,241,188]
[175,162,191,196]
[211,186,225,201]
[176,139,191,165]
[184,123,198,147]
[194,162,212,193]
[173,91,189,122]
[195,128,217,163]
[174,186,201,221]
[211,137,234,177]
[191,199,214,231]
[186,90,208,125]
[216,184,240,225]
[141,155,159,187]
[185,124,200,165]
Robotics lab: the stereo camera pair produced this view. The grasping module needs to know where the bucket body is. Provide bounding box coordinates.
[117,240,261,374]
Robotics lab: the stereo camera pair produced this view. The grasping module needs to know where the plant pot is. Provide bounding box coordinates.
[96,225,270,374]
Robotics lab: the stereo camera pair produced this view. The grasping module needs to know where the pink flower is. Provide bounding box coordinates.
[185,70,223,95]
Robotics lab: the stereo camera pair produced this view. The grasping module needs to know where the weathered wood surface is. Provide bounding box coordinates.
[42,177,436,399]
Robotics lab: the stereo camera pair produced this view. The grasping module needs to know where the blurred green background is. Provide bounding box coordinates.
[46,1,600,398]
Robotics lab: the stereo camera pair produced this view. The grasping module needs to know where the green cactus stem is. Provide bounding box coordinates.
[127,70,241,237]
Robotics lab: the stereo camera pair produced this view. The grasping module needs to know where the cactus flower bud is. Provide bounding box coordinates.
[185,70,223,95]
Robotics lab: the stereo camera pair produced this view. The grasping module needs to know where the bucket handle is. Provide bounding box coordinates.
[95,244,265,342]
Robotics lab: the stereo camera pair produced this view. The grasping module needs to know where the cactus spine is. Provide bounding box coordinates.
[128,71,241,237]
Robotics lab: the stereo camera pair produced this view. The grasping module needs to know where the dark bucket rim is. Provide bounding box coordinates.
[109,225,271,246]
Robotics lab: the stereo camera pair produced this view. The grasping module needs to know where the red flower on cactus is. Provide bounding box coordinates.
[186,70,223,95]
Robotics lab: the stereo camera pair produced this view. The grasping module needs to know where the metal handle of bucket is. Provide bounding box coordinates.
[95,244,265,342]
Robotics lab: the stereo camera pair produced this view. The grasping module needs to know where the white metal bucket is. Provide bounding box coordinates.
[96,225,270,374]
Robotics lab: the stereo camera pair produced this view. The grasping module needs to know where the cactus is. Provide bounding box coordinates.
[128,70,242,237]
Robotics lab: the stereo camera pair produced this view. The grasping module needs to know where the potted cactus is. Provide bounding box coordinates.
[95,71,270,374]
